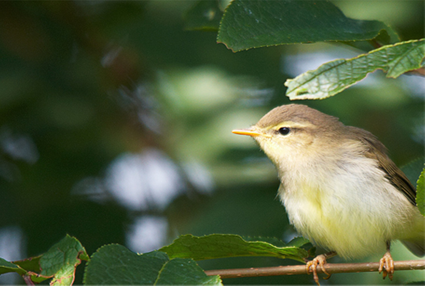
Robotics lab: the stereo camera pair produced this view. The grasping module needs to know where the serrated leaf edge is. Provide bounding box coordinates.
[285,38,425,99]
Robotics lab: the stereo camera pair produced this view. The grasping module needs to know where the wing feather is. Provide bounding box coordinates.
[347,127,416,205]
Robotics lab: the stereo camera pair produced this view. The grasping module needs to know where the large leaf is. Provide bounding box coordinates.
[183,0,223,31]
[217,0,399,52]
[39,235,89,286]
[285,39,425,100]
[159,234,311,263]
[84,244,221,285]
[416,168,425,216]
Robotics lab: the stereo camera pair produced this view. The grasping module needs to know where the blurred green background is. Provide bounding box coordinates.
[0,0,424,285]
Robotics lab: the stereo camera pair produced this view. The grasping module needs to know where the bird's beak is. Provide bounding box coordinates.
[232,128,264,137]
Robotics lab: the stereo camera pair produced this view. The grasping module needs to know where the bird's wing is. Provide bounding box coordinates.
[348,127,417,206]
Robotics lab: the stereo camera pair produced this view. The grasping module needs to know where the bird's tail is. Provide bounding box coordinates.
[401,237,425,257]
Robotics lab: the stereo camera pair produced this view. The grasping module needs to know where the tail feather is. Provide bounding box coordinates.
[401,239,425,257]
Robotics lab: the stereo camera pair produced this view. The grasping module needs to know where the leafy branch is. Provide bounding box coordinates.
[1,229,425,285]
[0,234,313,285]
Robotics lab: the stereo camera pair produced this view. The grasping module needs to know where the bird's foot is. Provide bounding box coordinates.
[378,251,394,280]
[306,254,332,286]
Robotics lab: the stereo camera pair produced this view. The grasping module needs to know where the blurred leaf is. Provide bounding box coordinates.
[159,234,311,263]
[285,39,425,100]
[406,281,425,285]
[184,0,223,31]
[416,168,424,216]
[217,0,399,52]
[84,244,221,285]
[401,157,425,186]
[39,235,89,286]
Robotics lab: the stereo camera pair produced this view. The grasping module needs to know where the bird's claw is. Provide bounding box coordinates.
[306,254,331,285]
[379,251,394,280]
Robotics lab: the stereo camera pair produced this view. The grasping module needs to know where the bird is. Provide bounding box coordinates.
[232,104,424,285]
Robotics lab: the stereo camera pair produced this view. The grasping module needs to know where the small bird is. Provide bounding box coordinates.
[232,104,424,285]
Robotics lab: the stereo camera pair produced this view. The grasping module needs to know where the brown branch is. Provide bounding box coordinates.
[22,275,35,286]
[205,260,425,279]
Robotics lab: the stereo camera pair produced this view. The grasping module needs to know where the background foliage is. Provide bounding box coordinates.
[0,0,424,285]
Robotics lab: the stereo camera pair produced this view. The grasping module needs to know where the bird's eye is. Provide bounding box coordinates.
[278,127,290,135]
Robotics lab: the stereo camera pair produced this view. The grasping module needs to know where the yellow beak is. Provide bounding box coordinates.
[232,128,263,137]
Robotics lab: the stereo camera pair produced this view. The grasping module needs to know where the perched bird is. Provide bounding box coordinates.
[232,104,424,285]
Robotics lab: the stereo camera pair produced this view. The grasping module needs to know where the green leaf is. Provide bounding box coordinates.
[40,234,89,286]
[416,168,425,216]
[0,236,89,285]
[12,255,51,283]
[13,256,42,273]
[0,257,49,285]
[285,39,425,100]
[155,258,222,286]
[283,236,312,249]
[242,236,288,247]
[183,0,223,31]
[217,0,399,52]
[159,234,311,263]
[84,244,221,285]
[0,258,27,276]
[84,245,168,285]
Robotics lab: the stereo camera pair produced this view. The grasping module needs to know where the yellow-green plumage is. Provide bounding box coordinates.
[237,104,424,260]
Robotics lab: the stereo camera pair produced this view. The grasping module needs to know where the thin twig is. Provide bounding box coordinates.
[205,260,425,279]
[22,275,35,286]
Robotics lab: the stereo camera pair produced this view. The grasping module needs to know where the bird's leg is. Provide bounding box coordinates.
[306,251,337,285]
[379,241,394,280]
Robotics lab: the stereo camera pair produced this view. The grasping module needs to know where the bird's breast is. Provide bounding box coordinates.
[277,157,417,259]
